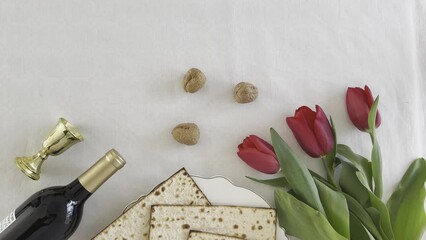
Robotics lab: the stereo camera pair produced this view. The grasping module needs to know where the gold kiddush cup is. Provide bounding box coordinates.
[15,118,84,180]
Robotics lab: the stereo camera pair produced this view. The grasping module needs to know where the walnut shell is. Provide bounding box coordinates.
[233,82,258,103]
[172,123,200,145]
[183,68,206,93]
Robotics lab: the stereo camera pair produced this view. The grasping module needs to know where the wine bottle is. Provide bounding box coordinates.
[0,149,126,240]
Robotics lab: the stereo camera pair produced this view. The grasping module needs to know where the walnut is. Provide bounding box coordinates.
[183,68,206,93]
[233,82,258,103]
[172,123,200,145]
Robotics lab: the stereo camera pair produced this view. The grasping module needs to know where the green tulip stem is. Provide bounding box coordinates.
[369,131,383,198]
[367,97,383,199]
[321,157,338,189]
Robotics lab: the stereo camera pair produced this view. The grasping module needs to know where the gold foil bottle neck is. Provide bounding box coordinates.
[104,149,126,169]
[78,149,126,193]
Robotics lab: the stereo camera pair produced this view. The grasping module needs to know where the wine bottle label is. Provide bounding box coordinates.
[0,210,16,234]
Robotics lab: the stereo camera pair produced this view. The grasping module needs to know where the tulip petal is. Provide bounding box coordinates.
[364,85,374,107]
[286,117,323,158]
[238,143,244,151]
[313,106,334,155]
[295,106,316,131]
[237,148,280,174]
[346,87,370,131]
[248,135,276,156]
[242,137,256,149]
[364,85,381,128]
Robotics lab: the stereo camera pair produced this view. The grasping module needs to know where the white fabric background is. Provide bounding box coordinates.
[0,0,425,239]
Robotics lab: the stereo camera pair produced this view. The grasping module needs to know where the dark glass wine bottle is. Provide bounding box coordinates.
[0,149,126,240]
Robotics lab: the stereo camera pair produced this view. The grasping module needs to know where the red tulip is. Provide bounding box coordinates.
[237,135,280,174]
[346,85,381,131]
[286,105,334,158]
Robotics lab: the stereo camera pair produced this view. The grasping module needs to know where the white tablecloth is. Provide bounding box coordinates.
[0,0,425,239]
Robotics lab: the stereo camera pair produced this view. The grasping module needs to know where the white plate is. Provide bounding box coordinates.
[192,175,287,240]
[123,175,287,240]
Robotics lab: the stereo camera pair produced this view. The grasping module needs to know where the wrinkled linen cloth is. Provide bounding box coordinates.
[0,0,424,239]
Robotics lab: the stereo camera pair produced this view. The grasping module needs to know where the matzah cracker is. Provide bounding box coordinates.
[149,205,276,240]
[93,168,210,240]
[188,230,243,240]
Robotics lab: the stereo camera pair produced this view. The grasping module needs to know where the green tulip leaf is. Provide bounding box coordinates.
[246,175,289,188]
[366,207,390,240]
[367,95,379,135]
[274,188,348,240]
[387,158,426,240]
[309,173,379,238]
[337,143,372,190]
[350,212,375,240]
[270,128,326,216]
[325,117,338,169]
[247,170,324,190]
[368,96,383,198]
[323,117,339,188]
[314,178,350,238]
[368,191,394,240]
[340,161,394,239]
[339,162,370,205]
[247,170,326,190]
[310,170,337,190]
[344,193,383,240]
[356,171,372,191]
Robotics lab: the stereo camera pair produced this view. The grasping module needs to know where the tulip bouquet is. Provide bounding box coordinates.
[238,86,425,240]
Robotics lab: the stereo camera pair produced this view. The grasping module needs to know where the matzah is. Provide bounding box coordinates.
[188,231,243,240]
[148,205,276,240]
[92,168,211,240]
